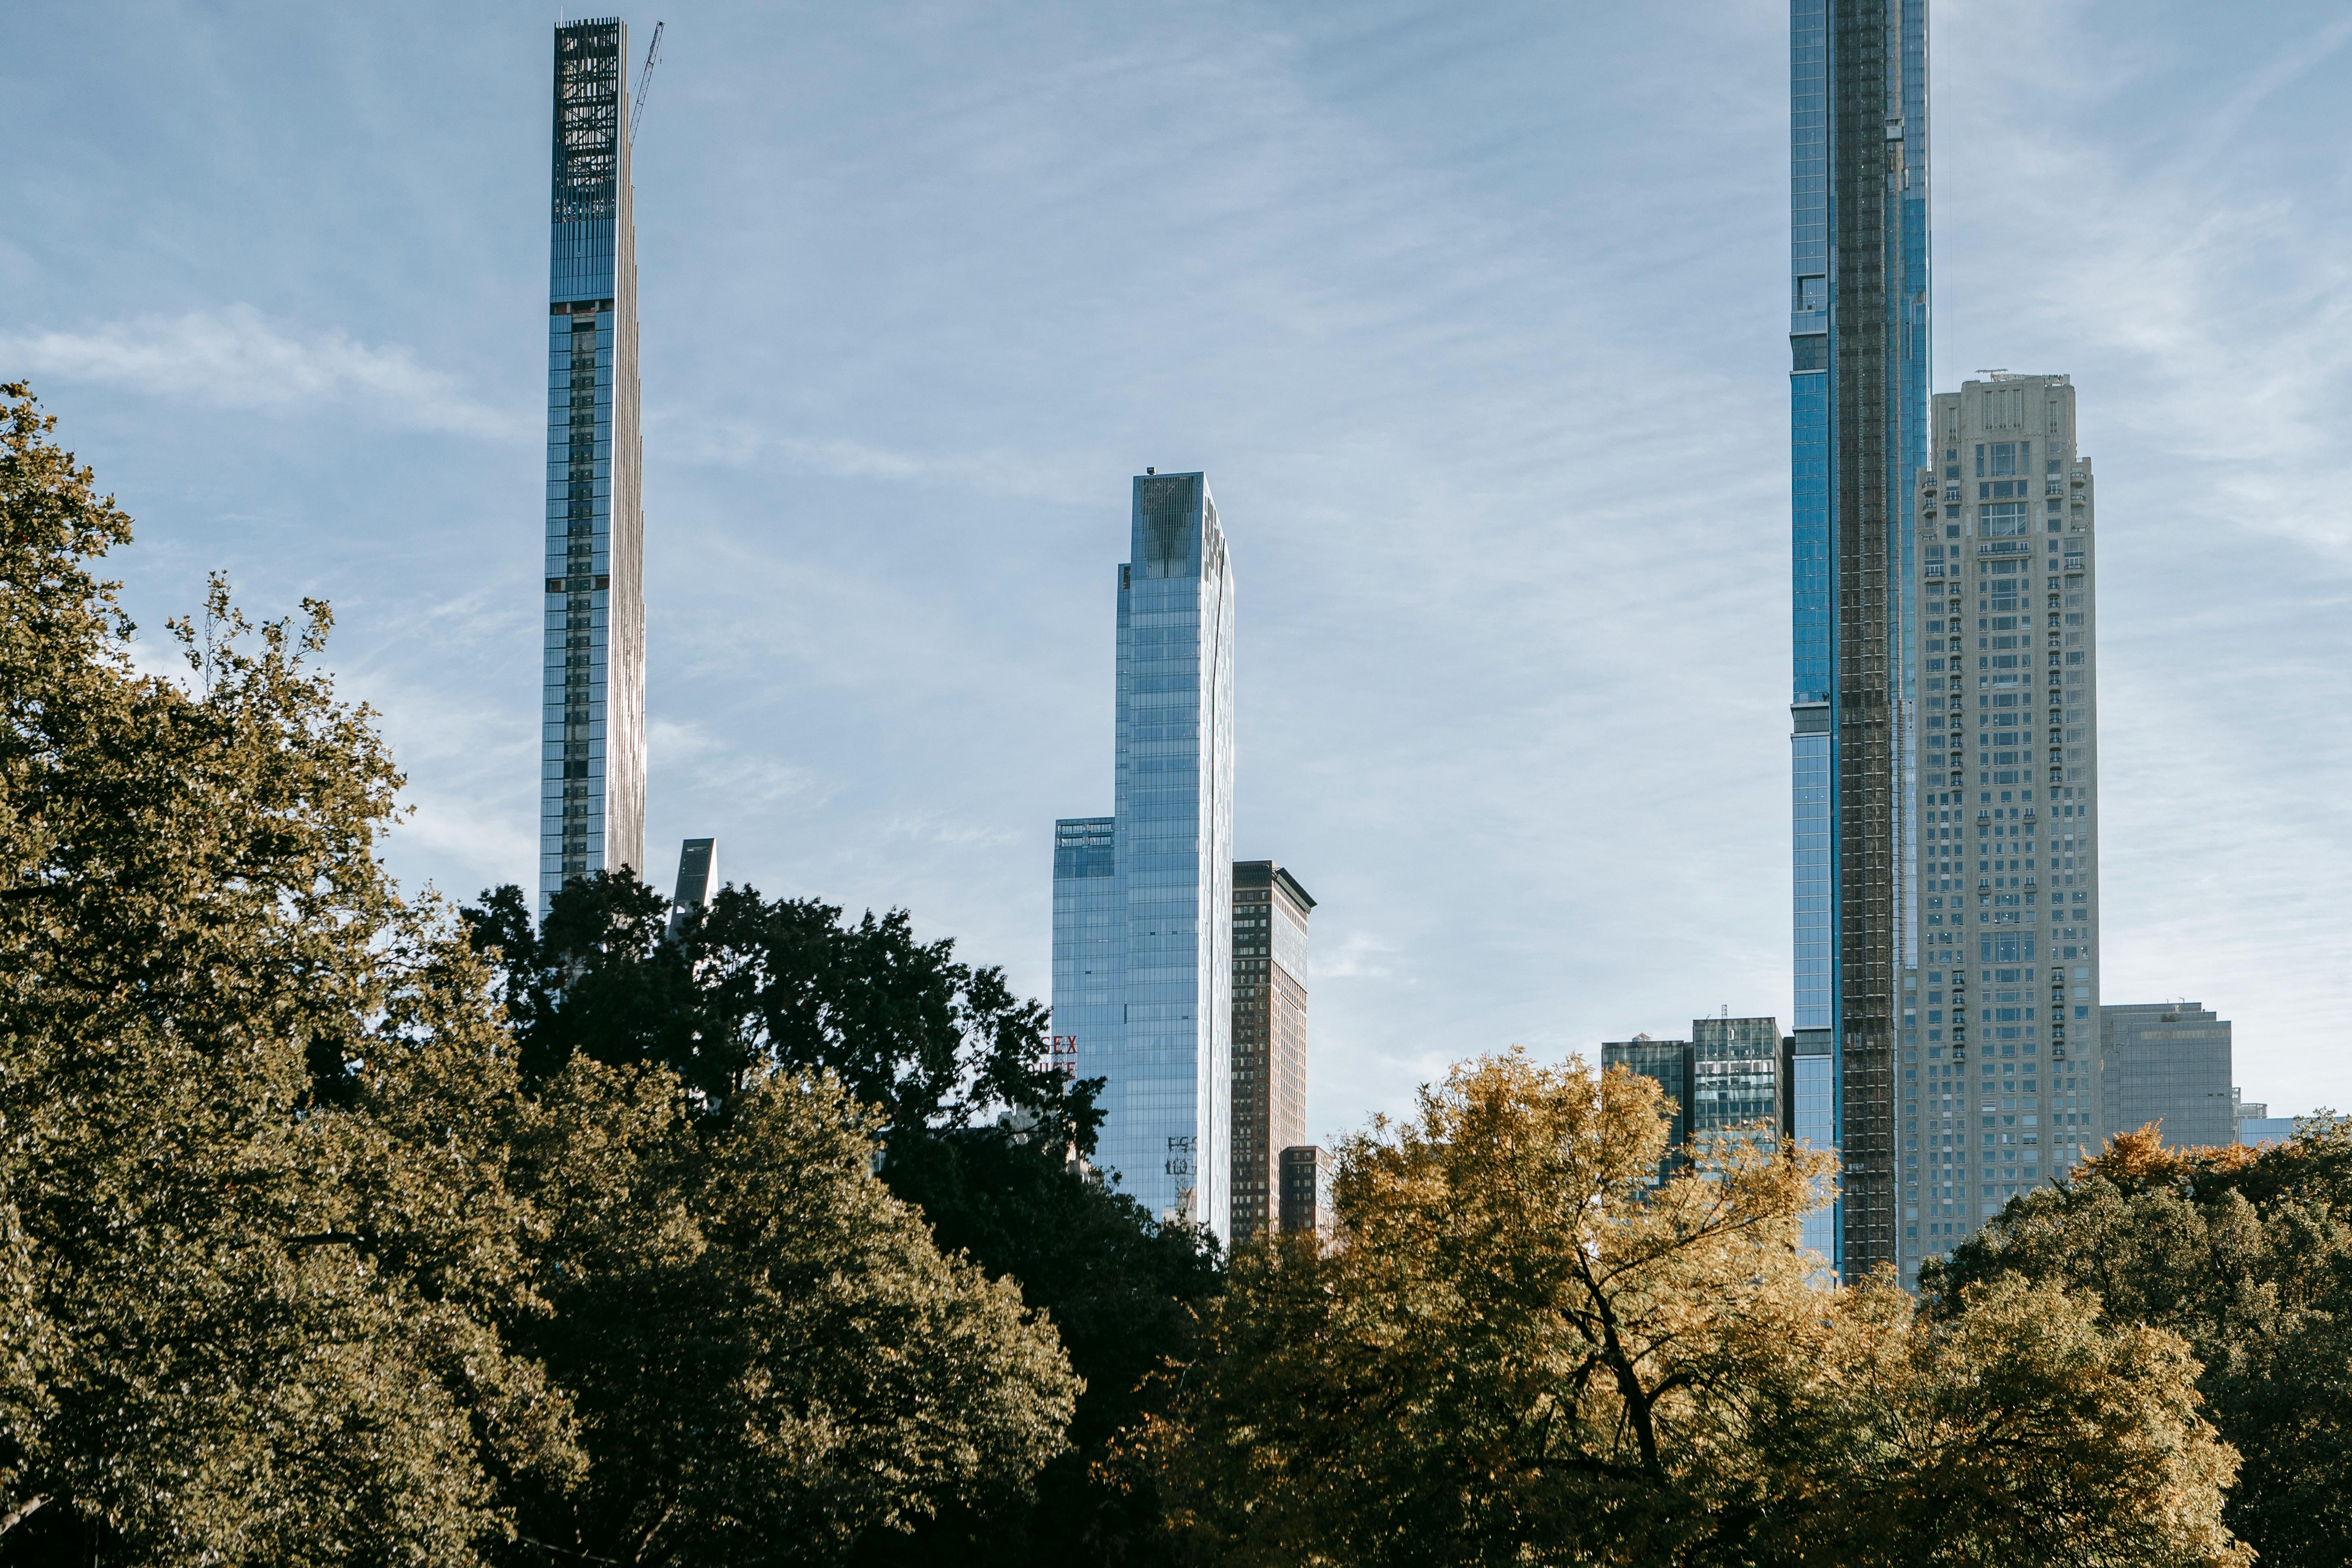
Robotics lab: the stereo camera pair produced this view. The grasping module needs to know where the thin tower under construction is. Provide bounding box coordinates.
[540,17,647,914]
[1787,0,1932,1278]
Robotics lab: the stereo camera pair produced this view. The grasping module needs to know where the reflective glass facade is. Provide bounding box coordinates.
[1601,1036,1693,1188]
[1792,1047,1837,1257]
[1692,1017,1782,1152]
[1787,0,1931,1278]
[541,19,645,916]
[1604,1018,1789,1189]
[2104,1005,2230,1146]
[1051,474,1235,1237]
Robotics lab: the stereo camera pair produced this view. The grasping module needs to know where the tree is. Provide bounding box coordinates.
[0,383,1086,1567]
[0,383,572,1564]
[854,1125,1222,1567]
[1132,1050,2249,1568]
[1927,1117,2352,1567]
[465,874,1094,1146]
[465,873,1217,1566]
[1793,1271,2248,1568]
[499,1061,1083,1566]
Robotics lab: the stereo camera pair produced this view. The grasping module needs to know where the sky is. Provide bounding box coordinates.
[4,1,2349,1138]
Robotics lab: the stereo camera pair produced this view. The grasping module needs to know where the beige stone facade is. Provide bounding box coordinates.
[1901,374,2102,1286]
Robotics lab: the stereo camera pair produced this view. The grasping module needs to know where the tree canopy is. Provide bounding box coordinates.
[0,380,575,1562]
[500,1059,1081,1565]
[464,870,1219,1566]
[1927,1116,2352,1568]
[0,384,1083,1567]
[1131,1051,2250,1568]
[0,380,2313,1565]
[464,871,1097,1148]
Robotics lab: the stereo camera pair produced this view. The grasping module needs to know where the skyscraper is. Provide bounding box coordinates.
[1903,374,2101,1282]
[541,18,646,917]
[669,836,716,936]
[1230,860,1313,1241]
[2103,1003,2232,1150]
[1051,472,1236,1236]
[1278,1145,1332,1237]
[1603,1018,1786,1188]
[1599,1034,1692,1187]
[1788,0,1931,1278]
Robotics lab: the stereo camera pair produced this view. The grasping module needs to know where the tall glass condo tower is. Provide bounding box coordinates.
[541,18,647,916]
[1053,473,1236,1238]
[1788,0,1930,1278]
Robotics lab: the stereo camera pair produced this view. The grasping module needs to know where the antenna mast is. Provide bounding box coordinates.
[630,21,665,140]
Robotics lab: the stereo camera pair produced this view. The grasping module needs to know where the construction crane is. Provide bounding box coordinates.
[629,21,664,141]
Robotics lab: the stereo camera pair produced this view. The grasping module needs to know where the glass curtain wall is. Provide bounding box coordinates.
[1787,0,1930,1279]
[541,18,645,916]
[1051,474,1235,1237]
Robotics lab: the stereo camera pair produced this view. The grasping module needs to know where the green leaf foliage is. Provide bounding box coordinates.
[502,1062,1083,1566]
[0,384,1083,1568]
[464,873,1100,1151]
[462,872,1217,1566]
[854,1126,1221,1567]
[0,382,572,1564]
[1926,1116,2352,1567]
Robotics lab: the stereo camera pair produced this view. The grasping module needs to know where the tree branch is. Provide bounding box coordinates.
[0,1494,50,1537]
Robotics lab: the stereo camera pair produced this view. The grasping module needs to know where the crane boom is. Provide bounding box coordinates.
[629,21,664,141]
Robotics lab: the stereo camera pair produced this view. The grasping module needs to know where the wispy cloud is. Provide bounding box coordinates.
[1315,930,1398,983]
[649,718,828,810]
[1942,0,2352,563]
[0,305,529,440]
[878,807,1023,850]
[667,418,1096,505]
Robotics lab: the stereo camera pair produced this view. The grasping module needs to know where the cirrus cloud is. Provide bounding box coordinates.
[0,304,529,440]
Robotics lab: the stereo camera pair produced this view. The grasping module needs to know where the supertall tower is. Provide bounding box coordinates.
[541,18,647,916]
[1787,0,1931,1277]
[1052,472,1236,1238]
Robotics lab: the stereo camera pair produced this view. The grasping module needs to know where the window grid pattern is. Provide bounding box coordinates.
[1902,377,2100,1281]
[1229,865,1312,1242]
[1788,0,1930,1281]
[539,19,644,917]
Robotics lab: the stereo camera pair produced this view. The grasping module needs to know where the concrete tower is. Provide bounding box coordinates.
[1229,861,1312,1241]
[1903,374,2102,1282]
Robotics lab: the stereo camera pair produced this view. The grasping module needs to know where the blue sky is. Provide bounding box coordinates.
[6,1,2349,1133]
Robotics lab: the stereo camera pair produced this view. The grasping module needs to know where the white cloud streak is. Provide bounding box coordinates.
[0,305,530,440]
[669,418,1098,506]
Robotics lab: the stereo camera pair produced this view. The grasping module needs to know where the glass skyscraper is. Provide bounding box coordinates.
[541,18,646,916]
[1788,0,1931,1278]
[1603,1019,1785,1192]
[1052,473,1236,1237]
